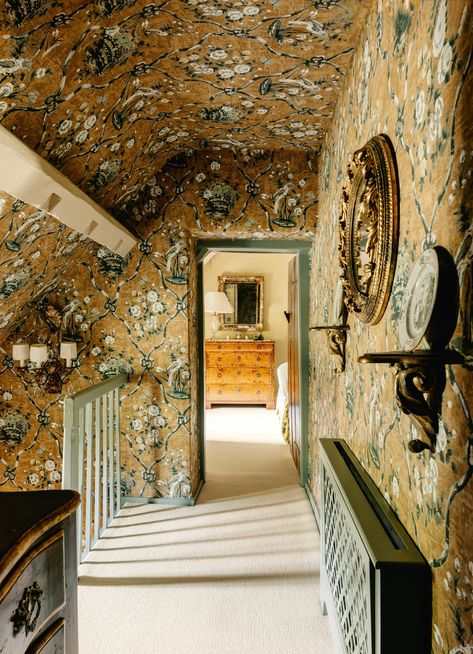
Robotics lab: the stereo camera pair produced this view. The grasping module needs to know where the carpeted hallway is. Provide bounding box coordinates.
[78,407,334,653]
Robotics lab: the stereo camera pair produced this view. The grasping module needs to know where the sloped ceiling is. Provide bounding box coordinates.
[0,0,370,218]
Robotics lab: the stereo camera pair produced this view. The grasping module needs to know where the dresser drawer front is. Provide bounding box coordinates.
[206,351,272,368]
[206,341,274,352]
[27,619,64,654]
[207,384,273,402]
[0,532,65,653]
[206,367,272,384]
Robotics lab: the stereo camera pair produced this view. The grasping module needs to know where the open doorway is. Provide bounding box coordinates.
[196,240,311,491]
[203,251,294,475]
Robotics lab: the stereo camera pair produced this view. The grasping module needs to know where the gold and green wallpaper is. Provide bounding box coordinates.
[308,1,472,652]
[0,148,317,496]
[0,0,368,213]
[0,0,472,651]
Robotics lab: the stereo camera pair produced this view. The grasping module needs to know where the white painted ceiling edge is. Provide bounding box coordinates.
[0,126,137,256]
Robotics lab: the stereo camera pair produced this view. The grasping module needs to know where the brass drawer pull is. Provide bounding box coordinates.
[236,355,241,361]
[257,391,261,395]
[256,357,261,361]
[217,345,222,350]
[218,391,222,395]
[218,373,222,378]
[11,582,43,636]
[217,357,222,361]
[256,373,261,378]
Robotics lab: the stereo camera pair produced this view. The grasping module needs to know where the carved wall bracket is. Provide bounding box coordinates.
[310,325,350,373]
[359,351,464,453]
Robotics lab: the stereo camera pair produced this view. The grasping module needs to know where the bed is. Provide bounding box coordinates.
[276,362,290,444]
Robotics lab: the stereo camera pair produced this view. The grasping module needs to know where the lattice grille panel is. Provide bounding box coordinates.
[323,469,371,654]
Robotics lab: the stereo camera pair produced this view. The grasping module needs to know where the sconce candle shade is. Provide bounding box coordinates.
[12,343,30,367]
[60,342,77,367]
[29,344,48,367]
[204,292,233,314]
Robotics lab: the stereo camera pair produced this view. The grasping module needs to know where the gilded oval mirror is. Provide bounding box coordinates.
[339,134,399,325]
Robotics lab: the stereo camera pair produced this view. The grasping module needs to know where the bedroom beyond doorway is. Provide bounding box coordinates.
[202,250,294,468]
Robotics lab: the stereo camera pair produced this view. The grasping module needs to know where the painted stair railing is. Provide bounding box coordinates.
[62,373,128,563]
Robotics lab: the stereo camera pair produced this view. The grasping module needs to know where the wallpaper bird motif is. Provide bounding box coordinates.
[0,0,369,213]
[309,2,473,653]
[0,147,317,497]
[0,1,472,653]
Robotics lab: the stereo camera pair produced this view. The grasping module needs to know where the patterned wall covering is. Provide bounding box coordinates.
[0,0,362,495]
[0,0,369,215]
[0,147,317,497]
[308,1,472,652]
[0,191,89,343]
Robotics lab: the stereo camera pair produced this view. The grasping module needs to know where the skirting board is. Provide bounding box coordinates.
[121,479,205,507]
[304,483,320,531]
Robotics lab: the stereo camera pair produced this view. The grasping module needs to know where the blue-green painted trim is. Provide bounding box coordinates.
[305,482,320,532]
[196,239,311,489]
[298,250,310,488]
[122,480,204,507]
[197,258,206,484]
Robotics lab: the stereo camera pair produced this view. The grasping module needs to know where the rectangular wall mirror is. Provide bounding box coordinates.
[218,274,264,331]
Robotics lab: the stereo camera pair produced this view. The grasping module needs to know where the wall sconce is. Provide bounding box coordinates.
[12,340,78,394]
[204,291,233,339]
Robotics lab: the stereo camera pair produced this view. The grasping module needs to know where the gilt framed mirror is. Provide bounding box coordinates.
[218,274,264,331]
[339,134,399,325]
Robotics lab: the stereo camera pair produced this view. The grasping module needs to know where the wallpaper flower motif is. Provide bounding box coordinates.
[0,147,316,500]
[0,0,369,215]
[309,1,473,652]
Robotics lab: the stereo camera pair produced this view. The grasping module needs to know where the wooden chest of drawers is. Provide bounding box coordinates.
[205,340,275,409]
[0,491,80,654]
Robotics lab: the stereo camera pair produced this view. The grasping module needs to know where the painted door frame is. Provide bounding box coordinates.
[196,239,311,488]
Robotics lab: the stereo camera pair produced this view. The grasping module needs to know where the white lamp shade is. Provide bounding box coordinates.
[12,343,30,366]
[29,344,48,366]
[60,342,77,367]
[204,291,233,314]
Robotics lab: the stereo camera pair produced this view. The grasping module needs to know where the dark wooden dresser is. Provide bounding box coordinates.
[0,490,80,654]
[205,339,275,409]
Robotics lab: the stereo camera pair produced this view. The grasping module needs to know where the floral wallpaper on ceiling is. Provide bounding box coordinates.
[308,1,472,653]
[0,0,368,215]
[0,147,316,497]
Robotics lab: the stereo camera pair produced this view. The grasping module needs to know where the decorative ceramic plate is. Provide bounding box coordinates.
[332,279,345,325]
[399,249,439,351]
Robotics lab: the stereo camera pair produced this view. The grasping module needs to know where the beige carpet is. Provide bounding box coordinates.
[78,407,334,654]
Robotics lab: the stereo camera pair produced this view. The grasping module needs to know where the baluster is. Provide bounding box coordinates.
[115,388,121,515]
[94,397,101,548]
[77,407,85,562]
[108,391,114,521]
[102,393,108,533]
[85,402,93,556]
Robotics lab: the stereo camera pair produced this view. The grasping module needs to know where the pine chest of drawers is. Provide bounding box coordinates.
[205,340,275,409]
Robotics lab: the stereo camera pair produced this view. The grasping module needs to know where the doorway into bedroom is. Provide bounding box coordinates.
[197,240,311,494]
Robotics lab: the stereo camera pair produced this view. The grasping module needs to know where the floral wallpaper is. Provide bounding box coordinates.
[0,191,89,343]
[0,147,317,497]
[0,0,369,216]
[308,1,473,653]
[0,0,471,652]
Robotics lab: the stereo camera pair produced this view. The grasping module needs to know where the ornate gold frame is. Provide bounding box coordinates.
[339,134,399,325]
[218,274,264,331]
